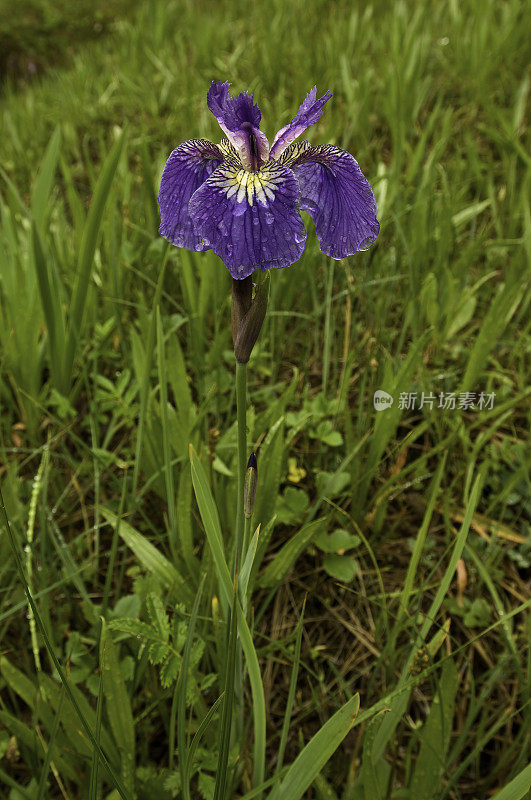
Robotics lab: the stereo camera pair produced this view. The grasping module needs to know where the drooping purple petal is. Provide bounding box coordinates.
[158,138,224,250]
[281,143,379,258]
[207,81,270,171]
[188,156,307,279]
[269,87,332,160]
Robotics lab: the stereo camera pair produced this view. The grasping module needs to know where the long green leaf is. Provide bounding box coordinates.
[64,130,126,385]
[100,621,135,797]
[268,693,360,800]
[259,519,324,589]
[99,507,191,602]
[488,763,531,800]
[31,127,61,233]
[32,222,65,389]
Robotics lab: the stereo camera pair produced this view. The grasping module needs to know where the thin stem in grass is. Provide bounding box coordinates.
[214,360,247,798]
[26,446,48,675]
[322,259,335,397]
[234,362,248,569]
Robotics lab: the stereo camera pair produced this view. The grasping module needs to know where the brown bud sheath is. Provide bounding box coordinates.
[231,276,252,346]
[234,277,269,363]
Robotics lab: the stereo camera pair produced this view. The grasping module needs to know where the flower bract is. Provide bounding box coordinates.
[158,81,380,279]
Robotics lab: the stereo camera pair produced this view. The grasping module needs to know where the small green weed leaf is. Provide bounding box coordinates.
[311,420,343,447]
[148,641,172,666]
[275,487,310,525]
[107,618,159,641]
[314,529,360,553]
[110,594,141,619]
[323,555,358,583]
[316,471,350,499]
[463,598,491,628]
[146,593,170,641]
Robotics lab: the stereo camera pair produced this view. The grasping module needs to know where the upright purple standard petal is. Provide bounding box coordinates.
[269,87,332,160]
[207,81,270,171]
[158,138,223,250]
[188,156,306,280]
[280,143,379,258]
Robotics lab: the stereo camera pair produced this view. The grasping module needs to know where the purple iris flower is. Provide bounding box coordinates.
[158,82,380,280]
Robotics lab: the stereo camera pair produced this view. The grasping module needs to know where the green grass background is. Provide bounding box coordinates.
[0,0,529,798]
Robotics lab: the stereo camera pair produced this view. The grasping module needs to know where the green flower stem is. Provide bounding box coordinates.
[234,362,248,570]
[233,361,248,752]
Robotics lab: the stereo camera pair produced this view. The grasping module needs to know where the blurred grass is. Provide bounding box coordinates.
[0,0,529,797]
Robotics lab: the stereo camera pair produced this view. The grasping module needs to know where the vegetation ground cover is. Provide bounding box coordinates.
[0,0,529,798]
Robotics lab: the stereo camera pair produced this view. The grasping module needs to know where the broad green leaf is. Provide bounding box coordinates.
[268,693,360,800]
[0,656,38,708]
[488,763,531,800]
[99,508,190,602]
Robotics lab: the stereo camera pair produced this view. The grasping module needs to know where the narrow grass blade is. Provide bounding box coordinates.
[275,600,305,777]
[31,127,61,233]
[36,684,66,800]
[156,308,177,553]
[32,222,65,389]
[372,469,485,760]
[186,693,225,784]
[175,574,206,795]
[268,693,360,800]
[190,446,266,787]
[64,130,126,386]
[100,620,135,797]
[214,571,240,800]
[132,247,168,496]
[89,621,105,800]
[409,658,459,798]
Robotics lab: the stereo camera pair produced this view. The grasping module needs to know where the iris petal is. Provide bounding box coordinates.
[282,143,380,258]
[269,87,332,160]
[188,156,307,280]
[207,81,270,170]
[158,138,223,250]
